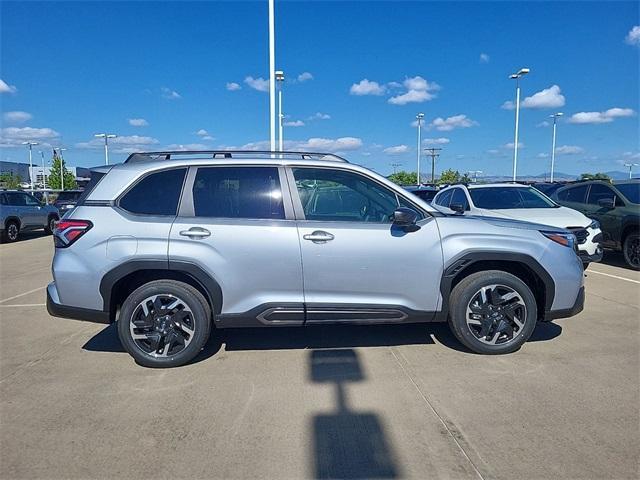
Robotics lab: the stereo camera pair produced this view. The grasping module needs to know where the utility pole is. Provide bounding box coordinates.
[424,147,442,183]
[390,162,402,174]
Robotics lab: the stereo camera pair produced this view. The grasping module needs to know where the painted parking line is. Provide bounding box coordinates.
[0,286,47,304]
[588,270,640,285]
[0,303,46,308]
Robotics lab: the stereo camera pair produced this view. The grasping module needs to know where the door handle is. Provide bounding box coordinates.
[179,227,211,239]
[303,230,334,243]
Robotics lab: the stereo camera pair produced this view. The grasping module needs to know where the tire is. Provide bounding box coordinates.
[2,221,20,243]
[117,280,212,368]
[44,215,58,235]
[448,270,538,355]
[622,233,640,270]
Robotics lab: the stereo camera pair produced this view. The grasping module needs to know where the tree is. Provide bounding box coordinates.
[0,172,23,189]
[580,172,611,182]
[387,170,418,185]
[48,150,77,190]
[438,168,461,185]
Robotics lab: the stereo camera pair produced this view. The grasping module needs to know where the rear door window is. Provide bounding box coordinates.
[434,189,453,208]
[557,185,588,204]
[587,184,621,206]
[119,168,187,216]
[450,188,469,210]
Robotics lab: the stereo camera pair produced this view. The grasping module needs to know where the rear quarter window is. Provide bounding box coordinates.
[119,168,187,216]
[556,185,588,203]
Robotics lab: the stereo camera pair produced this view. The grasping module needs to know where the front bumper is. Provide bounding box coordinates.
[546,286,585,321]
[579,244,604,264]
[46,282,110,324]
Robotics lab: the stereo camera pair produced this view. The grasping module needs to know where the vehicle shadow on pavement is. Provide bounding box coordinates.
[599,251,635,270]
[308,349,401,479]
[82,321,562,364]
[1,230,50,244]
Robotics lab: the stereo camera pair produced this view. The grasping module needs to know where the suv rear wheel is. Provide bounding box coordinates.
[117,280,212,368]
[623,233,640,270]
[448,270,537,354]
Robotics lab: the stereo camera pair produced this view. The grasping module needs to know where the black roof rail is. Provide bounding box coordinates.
[124,150,349,164]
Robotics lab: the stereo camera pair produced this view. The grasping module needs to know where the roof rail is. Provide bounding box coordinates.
[124,150,349,164]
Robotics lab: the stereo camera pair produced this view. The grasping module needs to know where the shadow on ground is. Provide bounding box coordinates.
[1,230,50,244]
[83,320,562,365]
[598,250,635,270]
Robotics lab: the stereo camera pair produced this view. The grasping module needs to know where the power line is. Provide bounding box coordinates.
[424,148,442,183]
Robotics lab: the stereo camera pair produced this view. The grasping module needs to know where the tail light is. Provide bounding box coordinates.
[54,220,93,248]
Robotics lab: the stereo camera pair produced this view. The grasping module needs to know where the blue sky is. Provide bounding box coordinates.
[1,1,639,177]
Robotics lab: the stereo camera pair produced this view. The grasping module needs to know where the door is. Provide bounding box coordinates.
[169,165,305,323]
[23,193,47,226]
[289,166,443,323]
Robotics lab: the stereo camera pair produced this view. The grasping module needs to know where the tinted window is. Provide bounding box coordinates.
[120,168,186,216]
[556,184,588,204]
[450,188,469,210]
[192,167,284,219]
[469,187,555,209]
[293,167,419,223]
[587,184,616,205]
[411,190,437,202]
[56,191,82,202]
[615,183,640,204]
[435,189,453,207]
[23,194,40,206]
[5,192,28,206]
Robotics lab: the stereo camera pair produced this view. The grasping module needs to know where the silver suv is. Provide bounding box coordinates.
[1,190,59,242]
[47,151,585,367]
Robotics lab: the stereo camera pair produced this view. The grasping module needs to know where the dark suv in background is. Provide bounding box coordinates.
[553,180,640,269]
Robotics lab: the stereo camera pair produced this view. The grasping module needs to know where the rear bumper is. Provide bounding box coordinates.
[546,286,585,321]
[46,283,110,324]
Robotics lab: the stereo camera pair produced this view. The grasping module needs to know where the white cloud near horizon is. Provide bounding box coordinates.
[388,76,440,105]
[128,118,148,127]
[350,79,386,96]
[240,137,363,153]
[0,126,60,148]
[76,135,160,154]
[308,112,331,121]
[502,85,565,110]
[423,137,450,145]
[383,145,409,155]
[429,114,477,131]
[244,76,270,92]
[284,120,305,127]
[195,129,214,141]
[556,145,585,155]
[568,108,635,124]
[3,111,32,124]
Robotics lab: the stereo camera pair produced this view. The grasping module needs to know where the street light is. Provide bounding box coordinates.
[624,163,639,179]
[416,113,425,185]
[549,112,563,183]
[39,151,47,190]
[57,148,67,191]
[94,133,117,165]
[268,0,276,152]
[22,141,39,191]
[275,70,285,153]
[509,67,530,181]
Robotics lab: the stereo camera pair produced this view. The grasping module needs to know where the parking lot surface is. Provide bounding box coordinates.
[1,233,639,479]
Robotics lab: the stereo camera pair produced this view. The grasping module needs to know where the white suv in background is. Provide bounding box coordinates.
[433,183,603,266]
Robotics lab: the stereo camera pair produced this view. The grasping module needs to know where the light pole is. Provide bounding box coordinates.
[275,70,285,153]
[549,112,563,182]
[509,67,530,181]
[468,170,483,183]
[22,141,39,191]
[268,0,276,152]
[39,151,47,190]
[57,148,67,191]
[94,133,116,165]
[416,113,424,185]
[624,163,638,179]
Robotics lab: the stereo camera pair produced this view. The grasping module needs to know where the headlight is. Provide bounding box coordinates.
[588,219,600,230]
[541,231,577,250]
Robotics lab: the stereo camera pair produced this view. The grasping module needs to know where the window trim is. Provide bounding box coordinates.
[116,166,189,217]
[177,165,294,221]
[285,165,429,223]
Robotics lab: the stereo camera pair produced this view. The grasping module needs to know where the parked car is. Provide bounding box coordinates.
[0,190,59,242]
[532,182,568,197]
[47,151,585,367]
[432,183,603,267]
[552,180,640,269]
[404,185,438,203]
[54,190,84,213]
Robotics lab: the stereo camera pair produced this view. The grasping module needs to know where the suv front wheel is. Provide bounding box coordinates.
[118,280,212,368]
[448,270,537,354]
[623,233,640,270]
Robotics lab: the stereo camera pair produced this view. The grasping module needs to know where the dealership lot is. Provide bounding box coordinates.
[1,234,638,479]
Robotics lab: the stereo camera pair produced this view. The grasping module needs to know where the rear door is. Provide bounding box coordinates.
[23,193,47,226]
[584,183,623,247]
[168,165,304,323]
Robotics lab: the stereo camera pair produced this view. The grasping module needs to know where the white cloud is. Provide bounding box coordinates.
[423,137,450,145]
[0,127,60,148]
[555,145,584,155]
[241,137,363,153]
[297,72,313,82]
[503,142,524,149]
[226,82,241,91]
[501,101,515,110]
[244,76,270,92]
[429,114,478,131]
[537,120,550,128]
[388,76,440,105]
[568,107,636,124]
[308,112,331,120]
[3,111,32,124]
[161,87,181,99]
[164,143,210,151]
[383,145,409,155]
[284,120,305,127]
[350,79,386,96]
[76,135,160,153]
[623,151,640,160]
[625,25,640,46]
[479,53,490,63]
[0,79,17,94]
[195,129,214,141]
[522,85,565,109]
[128,118,148,127]
[537,153,549,158]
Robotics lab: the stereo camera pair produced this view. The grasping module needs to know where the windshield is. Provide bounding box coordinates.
[615,183,640,204]
[56,191,82,202]
[469,187,557,209]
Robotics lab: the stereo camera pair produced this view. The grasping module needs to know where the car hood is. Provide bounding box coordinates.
[477,206,589,228]
[433,207,570,233]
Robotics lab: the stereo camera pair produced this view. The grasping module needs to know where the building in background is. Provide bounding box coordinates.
[0,161,91,188]
[0,161,30,182]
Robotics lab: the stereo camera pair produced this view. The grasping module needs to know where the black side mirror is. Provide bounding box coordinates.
[392,207,419,227]
[450,203,465,214]
[598,198,615,209]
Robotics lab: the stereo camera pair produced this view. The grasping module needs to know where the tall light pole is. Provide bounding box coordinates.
[416,113,424,185]
[509,67,530,181]
[39,150,47,189]
[57,148,67,191]
[549,112,563,182]
[275,70,285,153]
[268,0,276,152]
[94,133,116,165]
[468,170,483,183]
[624,163,638,179]
[22,141,39,191]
